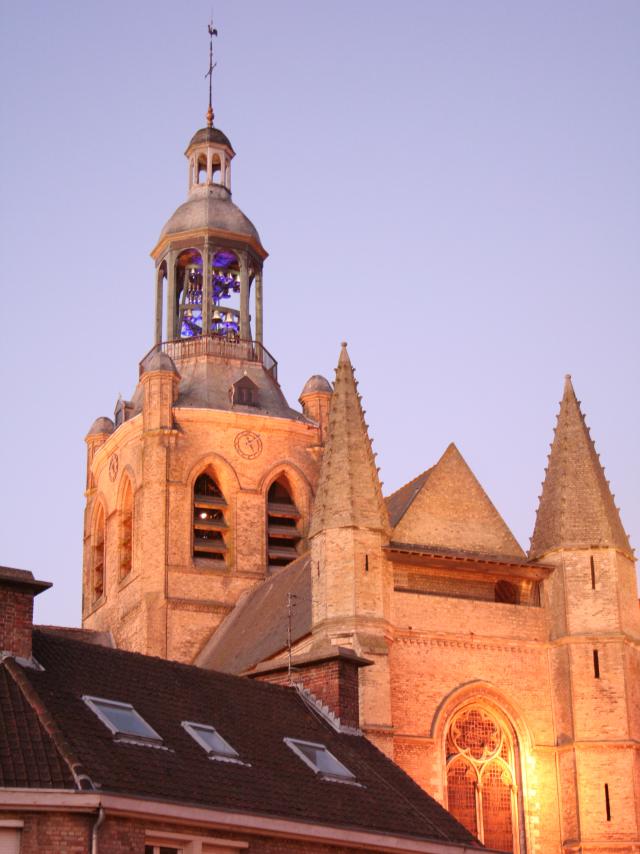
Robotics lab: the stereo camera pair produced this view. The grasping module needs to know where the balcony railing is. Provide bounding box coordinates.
[140,334,278,381]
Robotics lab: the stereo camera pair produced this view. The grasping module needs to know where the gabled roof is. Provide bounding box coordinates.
[309,344,389,537]
[388,444,525,560]
[196,554,312,675]
[0,630,478,848]
[530,376,632,559]
[0,667,74,788]
[385,468,434,528]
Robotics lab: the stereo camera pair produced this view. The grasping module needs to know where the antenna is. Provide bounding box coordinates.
[286,592,297,684]
[205,18,218,128]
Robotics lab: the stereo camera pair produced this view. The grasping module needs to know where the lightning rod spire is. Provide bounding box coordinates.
[205,19,218,128]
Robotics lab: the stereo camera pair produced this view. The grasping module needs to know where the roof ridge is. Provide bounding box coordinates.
[3,657,95,791]
[385,466,433,501]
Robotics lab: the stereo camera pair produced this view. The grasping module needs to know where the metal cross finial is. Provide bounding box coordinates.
[205,19,218,127]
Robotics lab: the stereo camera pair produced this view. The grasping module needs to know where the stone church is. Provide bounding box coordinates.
[81,97,640,854]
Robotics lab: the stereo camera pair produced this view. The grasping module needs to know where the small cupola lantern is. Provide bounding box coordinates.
[150,23,268,352]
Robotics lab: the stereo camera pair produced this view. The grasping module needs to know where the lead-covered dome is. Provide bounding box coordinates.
[86,416,115,436]
[300,375,333,396]
[160,186,261,242]
[187,126,233,152]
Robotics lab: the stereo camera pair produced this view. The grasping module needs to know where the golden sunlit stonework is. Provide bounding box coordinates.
[82,108,640,853]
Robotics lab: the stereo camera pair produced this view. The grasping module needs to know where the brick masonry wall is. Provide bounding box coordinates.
[254,658,360,729]
[3,811,407,853]
[83,400,323,663]
[0,586,34,658]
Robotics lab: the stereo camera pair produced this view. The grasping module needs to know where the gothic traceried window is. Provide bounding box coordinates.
[193,473,228,564]
[445,706,520,852]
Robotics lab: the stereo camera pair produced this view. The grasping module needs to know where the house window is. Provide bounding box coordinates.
[145,848,182,854]
[267,478,301,572]
[83,695,163,746]
[91,504,106,602]
[120,478,133,580]
[193,473,228,564]
[284,737,358,783]
[182,721,241,762]
[445,706,520,852]
[0,822,22,854]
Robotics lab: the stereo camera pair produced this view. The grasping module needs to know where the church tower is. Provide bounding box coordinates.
[530,376,640,848]
[81,46,332,661]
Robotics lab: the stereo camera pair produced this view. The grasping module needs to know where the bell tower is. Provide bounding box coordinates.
[81,25,331,662]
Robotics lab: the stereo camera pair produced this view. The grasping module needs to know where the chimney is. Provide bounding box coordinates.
[250,645,372,732]
[0,566,51,660]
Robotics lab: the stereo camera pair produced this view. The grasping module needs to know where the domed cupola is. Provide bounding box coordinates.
[149,26,267,353]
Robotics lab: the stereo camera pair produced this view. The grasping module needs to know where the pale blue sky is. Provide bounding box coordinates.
[1,1,638,625]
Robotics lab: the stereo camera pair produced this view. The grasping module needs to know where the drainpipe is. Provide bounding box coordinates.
[91,806,105,854]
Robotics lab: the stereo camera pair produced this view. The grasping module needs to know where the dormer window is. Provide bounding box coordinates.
[182,721,242,763]
[284,738,358,784]
[83,696,163,746]
[232,375,258,407]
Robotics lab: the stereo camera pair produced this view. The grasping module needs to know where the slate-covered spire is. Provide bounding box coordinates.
[529,375,632,559]
[309,343,389,537]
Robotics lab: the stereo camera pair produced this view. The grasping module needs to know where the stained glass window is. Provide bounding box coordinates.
[445,706,519,852]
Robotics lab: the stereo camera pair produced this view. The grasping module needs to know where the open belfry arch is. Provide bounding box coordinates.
[82,25,639,854]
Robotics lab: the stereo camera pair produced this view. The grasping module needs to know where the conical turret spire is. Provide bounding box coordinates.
[309,343,389,537]
[529,375,632,559]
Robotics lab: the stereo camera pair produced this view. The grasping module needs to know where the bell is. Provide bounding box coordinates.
[212,309,223,323]
[226,312,236,324]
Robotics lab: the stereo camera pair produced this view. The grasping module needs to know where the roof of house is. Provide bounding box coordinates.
[0,629,478,848]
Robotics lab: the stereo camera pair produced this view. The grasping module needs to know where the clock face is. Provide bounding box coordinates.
[234,430,263,460]
[108,453,119,482]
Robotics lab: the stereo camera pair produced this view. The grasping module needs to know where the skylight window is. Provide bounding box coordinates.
[284,738,357,783]
[83,696,163,745]
[182,721,241,763]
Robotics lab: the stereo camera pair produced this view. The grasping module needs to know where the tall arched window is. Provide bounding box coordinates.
[445,705,521,852]
[266,477,301,572]
[92,504,106,602]
[193,472,228,564]
[119,479,133,580]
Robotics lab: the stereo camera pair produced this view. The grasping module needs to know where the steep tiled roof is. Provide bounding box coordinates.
[196,554,312,675]
[530,376,632,559]
[390,444,525,560]
[0,667,74,788]
[309,344,389,537]
[0,630,478,847]
[385,468,434,527]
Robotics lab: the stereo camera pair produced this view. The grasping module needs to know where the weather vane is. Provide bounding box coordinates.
[205,19,218,128]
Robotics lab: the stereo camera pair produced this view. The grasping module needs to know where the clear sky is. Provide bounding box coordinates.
[1,1,638,627]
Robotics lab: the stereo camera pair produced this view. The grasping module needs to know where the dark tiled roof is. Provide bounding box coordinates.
[2,630,478,846]
[36,625,114,647]
[0,667,74,788]
[385,468,434,527]
[197,554,312,674]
